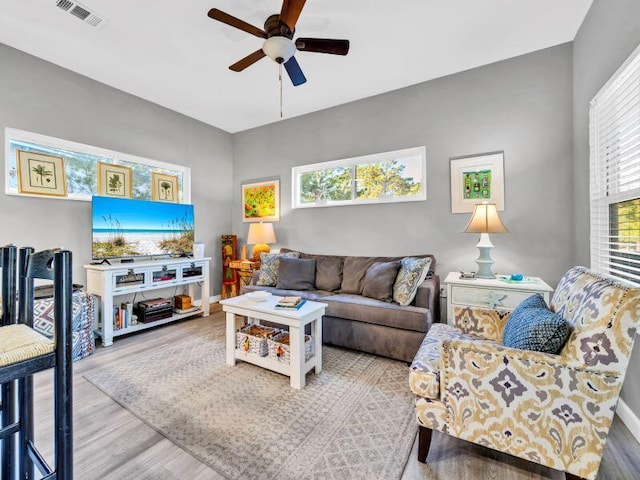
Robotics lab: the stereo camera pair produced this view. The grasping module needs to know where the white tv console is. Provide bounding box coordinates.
[84,257,211,347]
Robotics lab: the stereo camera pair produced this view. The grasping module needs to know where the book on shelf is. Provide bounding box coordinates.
[113,302,134,330]
[275,296,306,310]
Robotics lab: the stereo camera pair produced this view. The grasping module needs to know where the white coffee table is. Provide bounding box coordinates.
[219,294,327,389]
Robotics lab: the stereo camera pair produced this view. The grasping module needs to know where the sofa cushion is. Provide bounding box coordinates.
[410,324,500,400]
[393,257,432,306]
[502,301,570,354]
[256,252,300,286]
[323,294,429,332]
[362,261,401,302]
[276,257,316,291]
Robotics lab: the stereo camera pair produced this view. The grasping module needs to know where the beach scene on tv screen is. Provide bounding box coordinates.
[92,197,194,259]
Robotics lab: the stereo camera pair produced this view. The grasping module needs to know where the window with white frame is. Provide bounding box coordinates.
[292,146,426,209]
[589,43,640,285]
[5,128,191,202]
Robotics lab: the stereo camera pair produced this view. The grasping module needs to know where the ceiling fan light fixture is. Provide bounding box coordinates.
[262,36,296,64]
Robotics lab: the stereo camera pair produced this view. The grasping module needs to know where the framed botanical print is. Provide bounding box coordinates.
[16,149,68,197]
[242,179,280,222]
[450,152,505,213]
[97,162,133,198]
[151,172,179,203]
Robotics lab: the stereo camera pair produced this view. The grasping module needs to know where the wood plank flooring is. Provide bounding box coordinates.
[28,313,640,480]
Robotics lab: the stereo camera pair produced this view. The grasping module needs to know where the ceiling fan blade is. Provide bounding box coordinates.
[295,38,350,55]
[284,56,307,86]
[229,49,267,72]
[279,0,307,31]
[208,8,266,39]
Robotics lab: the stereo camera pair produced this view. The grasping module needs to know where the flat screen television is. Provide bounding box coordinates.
[92,196,195,260]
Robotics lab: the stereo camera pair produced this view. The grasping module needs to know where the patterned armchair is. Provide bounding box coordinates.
[410,267,640,480]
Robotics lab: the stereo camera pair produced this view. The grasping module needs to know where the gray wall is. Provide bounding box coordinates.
[573,0,640,419]
[232,44,575,289]
[0,43,234,296]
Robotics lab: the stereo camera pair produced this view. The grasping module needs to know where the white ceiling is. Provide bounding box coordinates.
[0,0,592,133]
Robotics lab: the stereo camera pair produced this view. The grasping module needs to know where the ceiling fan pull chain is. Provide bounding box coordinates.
[279,63,284,118]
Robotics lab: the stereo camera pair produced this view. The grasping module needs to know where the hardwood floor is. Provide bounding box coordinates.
[28,313,640,480]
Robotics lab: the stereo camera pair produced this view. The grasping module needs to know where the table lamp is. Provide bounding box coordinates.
[247,222,276,261]
[464,202,508,279]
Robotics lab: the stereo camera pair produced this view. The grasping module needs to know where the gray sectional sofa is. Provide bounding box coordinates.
[243,249,440,362]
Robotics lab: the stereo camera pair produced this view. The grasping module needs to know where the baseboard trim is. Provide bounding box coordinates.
[193,295,221,306]
[616,398,640,444]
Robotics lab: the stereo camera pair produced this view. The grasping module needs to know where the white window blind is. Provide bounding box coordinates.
[590,43,640,285]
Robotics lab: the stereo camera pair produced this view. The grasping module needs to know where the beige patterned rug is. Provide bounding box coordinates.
[84,325,416,480]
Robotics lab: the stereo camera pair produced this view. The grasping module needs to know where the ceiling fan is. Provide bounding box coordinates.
[207,0,350,86]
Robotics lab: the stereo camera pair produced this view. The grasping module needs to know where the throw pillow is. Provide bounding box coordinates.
[314,256,344,291]
[362,261,402,302]
[341,256,400,294]
[502,298,569,354]
[393,257,432,306]
[281,249,345,292]
[256,252,300,286]
[502,293,550,346]
[276,257,316,290]
[510,293,548,315]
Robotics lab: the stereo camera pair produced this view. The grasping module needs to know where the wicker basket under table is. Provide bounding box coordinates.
[236,324,279,357]
[267,332,313,364]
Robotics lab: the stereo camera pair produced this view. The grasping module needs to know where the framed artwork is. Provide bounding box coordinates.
[242,179,280,223]
[16,149,68,197]
[151,172,179,203]
[450,152,504,213]
[97,162,133,198]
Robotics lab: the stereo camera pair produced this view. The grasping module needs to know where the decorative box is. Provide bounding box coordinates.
[174,294,192,309]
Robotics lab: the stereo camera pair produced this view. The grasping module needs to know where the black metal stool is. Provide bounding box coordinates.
[0,247,73,480]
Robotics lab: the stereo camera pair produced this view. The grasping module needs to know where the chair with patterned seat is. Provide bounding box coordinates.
[410,266,640,480]
[0,246,74,480]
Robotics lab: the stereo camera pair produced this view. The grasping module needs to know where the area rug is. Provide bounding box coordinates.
[84,324,417,480]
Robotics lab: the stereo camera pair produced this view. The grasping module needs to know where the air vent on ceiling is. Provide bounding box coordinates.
[55,0,108,28]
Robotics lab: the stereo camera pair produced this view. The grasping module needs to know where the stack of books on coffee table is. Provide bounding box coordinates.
[275,296,306,310]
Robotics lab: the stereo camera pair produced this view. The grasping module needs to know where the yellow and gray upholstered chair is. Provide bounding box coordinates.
[410,267,640,480]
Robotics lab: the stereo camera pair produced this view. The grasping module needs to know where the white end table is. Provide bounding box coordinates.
[219,294,327,389]
[444,272,553,324]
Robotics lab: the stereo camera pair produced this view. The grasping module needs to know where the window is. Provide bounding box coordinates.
[5,128,190,202]
[292,146,426,208]
[589,43,640,285]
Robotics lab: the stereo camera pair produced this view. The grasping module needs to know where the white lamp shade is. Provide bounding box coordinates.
[464,203,509,234]
[247,222,276,245]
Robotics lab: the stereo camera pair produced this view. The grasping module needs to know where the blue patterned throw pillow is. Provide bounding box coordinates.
[502,295,569,354]
[504,293,547,334]
[392,257,432,306]
[256,252,300,286]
